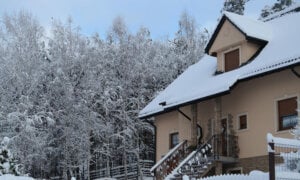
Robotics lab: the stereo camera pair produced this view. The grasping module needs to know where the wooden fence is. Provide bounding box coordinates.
[89,160,154,180]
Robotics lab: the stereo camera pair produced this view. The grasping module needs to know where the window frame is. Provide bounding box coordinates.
[222,46,241,72]
[237,113,248,131]
[169,132,179,149]
[276,96,298,131]
[226,167,243,174]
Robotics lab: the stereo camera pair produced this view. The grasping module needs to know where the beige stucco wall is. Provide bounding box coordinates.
[210,20,260,72]
[220,68,300,158]
[154,67,300,161]
[154,108,192,161]
[210,20,245,54]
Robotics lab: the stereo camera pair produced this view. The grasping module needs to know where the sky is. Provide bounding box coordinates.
[0,0,277,39]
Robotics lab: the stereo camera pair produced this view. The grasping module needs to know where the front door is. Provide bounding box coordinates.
[221,118,228,156]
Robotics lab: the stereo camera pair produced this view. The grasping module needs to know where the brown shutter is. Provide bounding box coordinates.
[278,97,297,130]
[239,115,247,130]
[224,49,240,72]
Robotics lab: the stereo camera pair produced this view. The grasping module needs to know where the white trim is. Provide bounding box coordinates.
[237,113,249,132]
[222,46,242,72]
[274,94,299,132]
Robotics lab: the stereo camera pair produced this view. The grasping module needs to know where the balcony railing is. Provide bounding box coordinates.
[176,133,238,179]
[212,133,239,160]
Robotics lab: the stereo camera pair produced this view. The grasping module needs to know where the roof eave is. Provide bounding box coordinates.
[139,62,300,120]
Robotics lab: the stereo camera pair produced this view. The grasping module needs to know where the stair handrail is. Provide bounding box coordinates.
[150,140,188,180]
[178,134,216,171]
[150,140,187,172]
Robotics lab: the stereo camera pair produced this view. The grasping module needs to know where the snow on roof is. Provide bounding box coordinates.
[224,11,272,41]
[261,2,300,22]
[139,11,300,118]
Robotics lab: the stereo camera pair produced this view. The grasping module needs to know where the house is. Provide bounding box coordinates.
[139,6,300,180]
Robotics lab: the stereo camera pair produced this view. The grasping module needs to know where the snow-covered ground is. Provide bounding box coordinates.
[0,174,34,180]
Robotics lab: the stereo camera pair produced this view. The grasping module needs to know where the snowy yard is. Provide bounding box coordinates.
[0,174,34,180]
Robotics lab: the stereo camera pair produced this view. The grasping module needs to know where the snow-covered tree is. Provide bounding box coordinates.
[0,10,208,179]
[260,0,295,19]
[0,137,21,176]
[221,0,249,15]
[173,11,208,75]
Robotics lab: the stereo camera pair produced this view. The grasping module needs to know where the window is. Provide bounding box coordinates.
[278,97,298,131]
[227,167,243,174]
[224,48,240,72]
[238,114,247,130]
[170,132,179,149]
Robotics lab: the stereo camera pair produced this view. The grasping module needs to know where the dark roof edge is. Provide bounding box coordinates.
[232,61,300,88]
[139,90,230,119]
[139,61,300,120]
[204,15,226,54]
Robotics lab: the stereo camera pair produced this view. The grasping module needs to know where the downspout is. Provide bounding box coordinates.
[177,108,203,144]
[145,119,157,164]
[291,67,300,78]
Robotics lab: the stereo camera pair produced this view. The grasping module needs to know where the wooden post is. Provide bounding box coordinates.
[269,142,275,180]
[191,104,198,147]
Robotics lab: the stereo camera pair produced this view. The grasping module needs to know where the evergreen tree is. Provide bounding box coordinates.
[0,137,21,176]
[221,0,249,15]
[272,0,294,12]
[260,5,273,18]
[260,0,295,19]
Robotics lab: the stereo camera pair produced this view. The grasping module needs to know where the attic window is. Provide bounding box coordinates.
[224,48,240,72]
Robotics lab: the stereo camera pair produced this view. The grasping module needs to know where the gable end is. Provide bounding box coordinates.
[205,15,268,55]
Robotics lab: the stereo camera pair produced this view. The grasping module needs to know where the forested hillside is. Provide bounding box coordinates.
[0,11,208,178]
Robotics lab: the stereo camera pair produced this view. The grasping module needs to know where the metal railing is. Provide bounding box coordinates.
[267,133,300,180]
[177,133,238,179]
[212,133,239,159]
[150,140,189,180]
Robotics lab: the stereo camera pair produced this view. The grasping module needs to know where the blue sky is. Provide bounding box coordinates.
[0,0,276,39]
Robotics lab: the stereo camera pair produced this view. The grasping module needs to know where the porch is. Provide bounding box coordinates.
[151,132,239,180]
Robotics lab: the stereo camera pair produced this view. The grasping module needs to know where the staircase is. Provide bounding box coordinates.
[151,134,239,180]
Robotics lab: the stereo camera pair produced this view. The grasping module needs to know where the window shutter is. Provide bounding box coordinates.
[225,49,240,72]
[239,115,247,130]
[278,97,297,130]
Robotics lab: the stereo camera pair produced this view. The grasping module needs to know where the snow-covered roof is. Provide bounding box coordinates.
[205,11,272,54]
[261,2,300,22]
[223,11,272,42]
[139,11,300,119]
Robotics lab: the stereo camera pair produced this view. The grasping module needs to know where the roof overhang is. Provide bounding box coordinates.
[139,61,300,119]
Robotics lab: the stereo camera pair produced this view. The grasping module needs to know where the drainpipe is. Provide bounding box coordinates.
[291,67,300,78]
[145,119,157,164]
[177,108,203,145]
[191,104,198,147]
